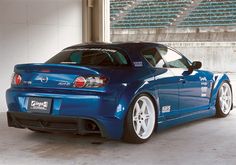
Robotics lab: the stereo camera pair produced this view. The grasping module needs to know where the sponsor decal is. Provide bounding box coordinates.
[199,76,207,82]
[199,76,208,97]
[201,82,208,86]
[201,93,207,97]
[23,81,32,85]
[162,106,171,113]
[64,48,117,53]
[133,61,143,67]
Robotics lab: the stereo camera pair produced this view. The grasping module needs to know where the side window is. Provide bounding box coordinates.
[141,47,166,68]
[157,47,190,69]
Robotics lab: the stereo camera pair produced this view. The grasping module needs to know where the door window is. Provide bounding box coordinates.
[157,47,190,69]
[141,47,166,68]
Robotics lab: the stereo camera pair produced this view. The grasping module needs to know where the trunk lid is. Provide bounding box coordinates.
[14,63,110,90]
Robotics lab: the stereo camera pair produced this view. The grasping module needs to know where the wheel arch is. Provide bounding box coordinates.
[210,73,233,109]
[122,91,159,143]
[117,88,160,128]
[128,92,159,117]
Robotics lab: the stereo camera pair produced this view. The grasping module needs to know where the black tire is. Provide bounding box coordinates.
[216,81,233,118]
[123,94,156,144]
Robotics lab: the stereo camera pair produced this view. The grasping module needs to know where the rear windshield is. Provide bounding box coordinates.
[46,48,130,67]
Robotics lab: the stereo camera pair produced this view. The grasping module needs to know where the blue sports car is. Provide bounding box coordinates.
[6,42,233,143]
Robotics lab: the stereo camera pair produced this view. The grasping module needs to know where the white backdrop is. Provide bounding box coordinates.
[0,0,83,112]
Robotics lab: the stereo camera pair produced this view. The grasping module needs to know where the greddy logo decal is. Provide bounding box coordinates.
[31,101,48,110]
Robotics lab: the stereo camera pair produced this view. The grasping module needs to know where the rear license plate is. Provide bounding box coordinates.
[27,97,52,114]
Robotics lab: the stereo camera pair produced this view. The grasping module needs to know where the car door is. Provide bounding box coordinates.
[157,47,211,116]
[141,47,180,119]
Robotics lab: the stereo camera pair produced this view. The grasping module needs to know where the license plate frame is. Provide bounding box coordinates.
[27,97,52,114]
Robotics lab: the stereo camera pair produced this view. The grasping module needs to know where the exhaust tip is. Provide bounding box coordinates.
[85,121,99,131]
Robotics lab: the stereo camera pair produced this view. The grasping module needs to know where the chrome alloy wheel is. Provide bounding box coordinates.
[219,83,232,115]
[132,96,155,139]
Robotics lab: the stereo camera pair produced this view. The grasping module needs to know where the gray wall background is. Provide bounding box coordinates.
[0,0,83,112]
[160,42,236,73]
[111,28,236,73]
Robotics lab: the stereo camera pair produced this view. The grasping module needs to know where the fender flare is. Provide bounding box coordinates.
[114,81,160,121]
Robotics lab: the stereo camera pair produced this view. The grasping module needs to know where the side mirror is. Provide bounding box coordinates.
[191,61,202,70]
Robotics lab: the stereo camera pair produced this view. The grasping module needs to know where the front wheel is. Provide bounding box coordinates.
[216,81,233,117]
[123,94,156,143]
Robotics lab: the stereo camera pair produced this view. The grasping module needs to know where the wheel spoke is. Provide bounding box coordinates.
[135,103,141,114]
[226,101,230,110]
[227,96,231,102]
[223,101,228,111]
[224,87,228,96]
[133,116,138,122]
[220,100,225,110]
[141,121,148,132]
[220,87,224,96]
[140,101,147,113]
[145,114,150,119]
[136,122,142,135]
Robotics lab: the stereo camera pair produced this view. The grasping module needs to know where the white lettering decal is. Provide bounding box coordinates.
[162,106,171,113]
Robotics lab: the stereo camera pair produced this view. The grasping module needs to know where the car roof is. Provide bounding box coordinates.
[64,42,167,51]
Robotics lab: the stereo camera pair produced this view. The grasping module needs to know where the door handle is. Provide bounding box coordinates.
[179,78,186,83]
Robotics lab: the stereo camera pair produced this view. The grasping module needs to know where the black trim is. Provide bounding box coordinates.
[7,112,106,137]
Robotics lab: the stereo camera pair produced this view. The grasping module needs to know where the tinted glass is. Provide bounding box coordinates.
[141,47,166,68]
[46,48,129,67]
[157,47,190,69]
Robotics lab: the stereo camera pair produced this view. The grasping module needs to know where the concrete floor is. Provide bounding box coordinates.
[0,74,236,165]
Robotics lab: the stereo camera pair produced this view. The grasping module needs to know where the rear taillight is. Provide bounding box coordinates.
[12,73,22,85]
[74,77,86,88]
[74,76,108,88]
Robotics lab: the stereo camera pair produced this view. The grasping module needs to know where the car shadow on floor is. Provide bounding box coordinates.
[25,111,231,143]
[2,109,234,161]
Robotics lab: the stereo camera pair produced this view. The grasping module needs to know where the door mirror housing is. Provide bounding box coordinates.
[191,61,202,70]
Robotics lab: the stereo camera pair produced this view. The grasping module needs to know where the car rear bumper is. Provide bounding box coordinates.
[7,111,103,134]
[6,88,126,140]
[7,111,123,139]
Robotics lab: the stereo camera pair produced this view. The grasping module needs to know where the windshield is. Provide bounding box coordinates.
[46,48,130,67]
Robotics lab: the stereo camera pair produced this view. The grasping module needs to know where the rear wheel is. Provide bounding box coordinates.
[216,81,233,117]
[123,94,156,143]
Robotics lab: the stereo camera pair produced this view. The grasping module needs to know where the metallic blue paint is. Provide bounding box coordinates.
[6,42,233,140]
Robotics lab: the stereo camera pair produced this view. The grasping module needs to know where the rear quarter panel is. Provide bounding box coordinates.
[111,68,158,120]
